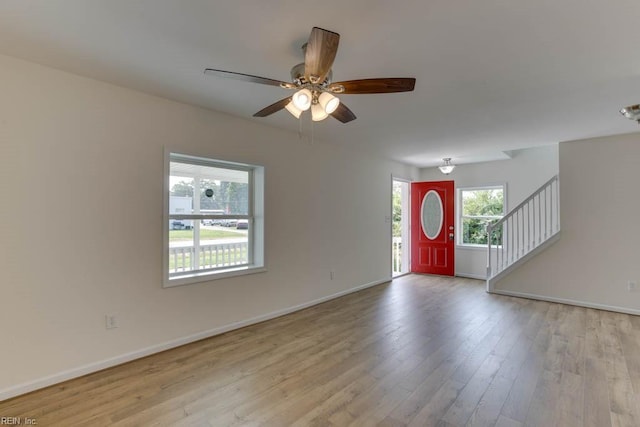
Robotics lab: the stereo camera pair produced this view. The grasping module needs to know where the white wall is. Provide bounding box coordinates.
[0,54,419,398]
[419,146,559,278]
[495,133,640,314]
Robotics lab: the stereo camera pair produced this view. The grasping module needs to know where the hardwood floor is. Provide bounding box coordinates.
[3,275,640,426]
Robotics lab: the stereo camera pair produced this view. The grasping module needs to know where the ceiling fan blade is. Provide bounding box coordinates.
[328,78,416,94]
[204,69,297,89]
[304,27,340,84]
[253,97,292,117]
[330,102,357,123]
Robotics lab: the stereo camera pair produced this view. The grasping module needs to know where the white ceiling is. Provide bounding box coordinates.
[1,0,639,167]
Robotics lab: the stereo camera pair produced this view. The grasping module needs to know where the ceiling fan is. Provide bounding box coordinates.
[204,27,416,123]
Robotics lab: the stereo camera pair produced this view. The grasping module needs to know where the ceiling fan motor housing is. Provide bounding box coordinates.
[290,62,332,86]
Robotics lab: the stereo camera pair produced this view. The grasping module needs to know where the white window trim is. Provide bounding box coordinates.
[456,184,507,249]
[163,149,265,287]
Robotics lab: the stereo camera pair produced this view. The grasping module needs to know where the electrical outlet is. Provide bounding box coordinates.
[628,281,638,292]
[105,314,118,329]
[330,270,335,280]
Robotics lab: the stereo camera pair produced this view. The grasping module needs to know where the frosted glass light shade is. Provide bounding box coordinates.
[439,165,455,174]
[285,101,302,118]
[438,158,455,175]
[620,104,640,122]
[311,103,329,121]
[318,92,340,114]
[292,89,312,111]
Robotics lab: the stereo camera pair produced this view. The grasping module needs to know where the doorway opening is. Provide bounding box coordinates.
[392,178,410,276]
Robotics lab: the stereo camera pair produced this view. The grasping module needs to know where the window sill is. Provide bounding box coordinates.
[164,265,267,288]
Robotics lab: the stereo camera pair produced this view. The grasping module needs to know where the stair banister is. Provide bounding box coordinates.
[487,175,560,290]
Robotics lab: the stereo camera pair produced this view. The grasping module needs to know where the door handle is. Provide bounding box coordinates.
[449,233,454,241]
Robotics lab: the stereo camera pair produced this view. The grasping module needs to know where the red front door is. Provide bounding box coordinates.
[410,180,455,276]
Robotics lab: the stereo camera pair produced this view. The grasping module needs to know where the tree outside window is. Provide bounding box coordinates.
[392,182,402,238]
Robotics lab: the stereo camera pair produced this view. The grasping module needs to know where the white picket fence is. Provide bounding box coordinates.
[169,242,248,273]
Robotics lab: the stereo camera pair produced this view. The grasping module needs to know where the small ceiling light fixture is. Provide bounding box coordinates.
[438,158,456,175]
[318,92,340,115]
[620,104,640,123]
[285,101,302,119]
[287,90,341,121]
[311,102,329,121]
[292,88,312,111]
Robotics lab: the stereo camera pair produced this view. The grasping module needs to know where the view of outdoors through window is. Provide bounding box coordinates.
[460,187,504,245]
[392,180,409,276]
[392,181,402,274]
[392,183,402,239]
[168,159,251,277]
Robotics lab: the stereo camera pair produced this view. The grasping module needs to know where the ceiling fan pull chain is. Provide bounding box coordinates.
[298,114,303,140]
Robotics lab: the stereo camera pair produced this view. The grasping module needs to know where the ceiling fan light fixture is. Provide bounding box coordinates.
[285,101,302,119]
[311,102,329,121]
[620,104,640,123]
[318,91,340,114]
[438,158,455,175]
[292,88,312,111]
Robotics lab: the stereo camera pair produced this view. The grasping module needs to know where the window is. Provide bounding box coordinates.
[164,152,264,286]
[458,185,505,246]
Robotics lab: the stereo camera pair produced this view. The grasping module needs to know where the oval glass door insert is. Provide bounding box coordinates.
[421,190,443,240]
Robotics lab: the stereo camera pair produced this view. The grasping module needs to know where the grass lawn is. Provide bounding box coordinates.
[170,228,245,241]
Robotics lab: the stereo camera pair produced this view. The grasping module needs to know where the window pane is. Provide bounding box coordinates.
[169,176,194,219]
[461,218,503,245]
[169,176,194,199]
[462,218,488,245]
[168,222,250,275]
[170,160,249,215]
[462,189,504,216]
[218,180,249,215]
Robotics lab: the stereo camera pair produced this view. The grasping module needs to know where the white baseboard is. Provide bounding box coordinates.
[489,288,640,316]
[455,272,487,280]
[0,277,390,402]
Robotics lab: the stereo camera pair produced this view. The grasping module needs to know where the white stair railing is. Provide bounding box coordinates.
[487,175,560,283]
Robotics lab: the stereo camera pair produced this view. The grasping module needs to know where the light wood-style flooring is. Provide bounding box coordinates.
[3,275,640,426]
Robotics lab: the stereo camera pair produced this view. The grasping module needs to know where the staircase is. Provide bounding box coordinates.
[486,175,561,291]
